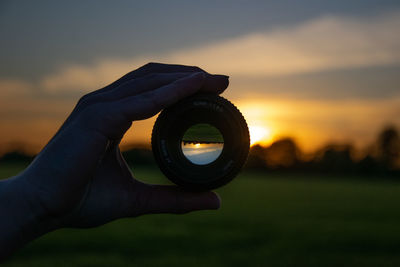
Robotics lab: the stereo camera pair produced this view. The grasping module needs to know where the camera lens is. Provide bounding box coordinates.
[151,93,249,191]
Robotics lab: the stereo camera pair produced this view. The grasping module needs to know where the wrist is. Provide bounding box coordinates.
[0,174,59,259]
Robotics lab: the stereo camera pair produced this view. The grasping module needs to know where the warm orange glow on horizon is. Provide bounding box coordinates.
[233,96,400,152]
[1,96,399,156]
[237,101,276,147]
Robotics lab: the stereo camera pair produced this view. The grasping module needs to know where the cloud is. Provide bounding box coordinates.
[37,10,400,93]
[0,79,33,99]
[40,59,144,93]
[171,12,400,77]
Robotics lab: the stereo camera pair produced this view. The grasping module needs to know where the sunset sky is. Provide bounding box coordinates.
[1,1,399,155]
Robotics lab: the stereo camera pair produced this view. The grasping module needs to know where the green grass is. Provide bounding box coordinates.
[2,164,400,266]
[182,123,224,143]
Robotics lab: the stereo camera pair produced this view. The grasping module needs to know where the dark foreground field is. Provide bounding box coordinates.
[2,163,400,266]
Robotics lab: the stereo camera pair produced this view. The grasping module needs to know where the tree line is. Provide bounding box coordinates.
[1,126,399,177]
[246,126,400,176]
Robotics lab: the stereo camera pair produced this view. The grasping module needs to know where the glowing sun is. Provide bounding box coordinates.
[249,125,271,146]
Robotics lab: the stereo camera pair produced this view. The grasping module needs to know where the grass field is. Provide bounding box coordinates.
[2,163,400,266]
[182,123,224,143]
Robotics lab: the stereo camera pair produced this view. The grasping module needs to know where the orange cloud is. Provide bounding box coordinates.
[0,79,33,99]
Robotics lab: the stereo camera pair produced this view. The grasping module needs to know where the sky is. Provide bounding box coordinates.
[1,0,399,155]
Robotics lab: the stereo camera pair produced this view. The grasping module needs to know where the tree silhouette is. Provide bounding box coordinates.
[246,144,267,169]
[316,144,355,173]
[265,138,299,168]
[377,126,400,170]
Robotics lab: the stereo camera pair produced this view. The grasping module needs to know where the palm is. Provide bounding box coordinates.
[65,143,140,228]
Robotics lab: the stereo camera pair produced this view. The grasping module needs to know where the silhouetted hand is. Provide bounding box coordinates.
[0,63,229,259]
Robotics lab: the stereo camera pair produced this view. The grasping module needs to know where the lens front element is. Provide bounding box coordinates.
[181,123,224,165]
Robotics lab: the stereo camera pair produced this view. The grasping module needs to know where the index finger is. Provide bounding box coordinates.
[85,62,206,98]
[118,72,228,121]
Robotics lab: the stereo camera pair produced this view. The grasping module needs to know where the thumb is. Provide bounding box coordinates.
[136,184,221,215]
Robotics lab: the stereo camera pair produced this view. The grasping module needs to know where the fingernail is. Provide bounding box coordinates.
[213,74,229,79]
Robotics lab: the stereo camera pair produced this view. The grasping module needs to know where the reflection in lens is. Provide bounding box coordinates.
[181,124,224,165]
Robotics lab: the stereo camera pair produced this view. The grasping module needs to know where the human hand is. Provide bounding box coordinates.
[0,63,229,258]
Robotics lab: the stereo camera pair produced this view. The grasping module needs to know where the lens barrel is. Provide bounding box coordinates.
[151,93,250,191]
